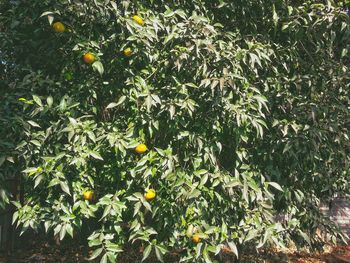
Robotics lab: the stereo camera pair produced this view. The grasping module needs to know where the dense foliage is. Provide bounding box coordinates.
[1,0,349,262]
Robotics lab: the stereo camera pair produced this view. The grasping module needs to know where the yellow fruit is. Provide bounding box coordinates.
[52,22,65,33]
[83,52,95,64]
[192,234,201,244]
[135,144,147,154]
[123,48,133,57]
[132,15,144,26]
[144,189,156,201]
[83,190,94,201]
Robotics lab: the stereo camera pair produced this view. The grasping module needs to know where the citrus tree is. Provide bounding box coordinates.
[1,0,349,262]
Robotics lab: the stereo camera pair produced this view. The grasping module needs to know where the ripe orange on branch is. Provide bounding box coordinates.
[135,144,147,154]
[123,48,133,57]
[83,52,95,64]
[52,22,65,33]
[132,15,144,26]
[144,189,156,201]
[192,234,201,244]
[83,190,94,201]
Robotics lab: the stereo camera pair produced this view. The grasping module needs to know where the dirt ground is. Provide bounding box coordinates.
[1,235,350,263]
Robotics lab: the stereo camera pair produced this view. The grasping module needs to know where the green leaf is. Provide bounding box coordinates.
[142,244,152,262]
[106,102,118,109]
[100,253,107,263]
[90,248,103,260]
[107,252,117,263]
[44,221,51,232]
[228,241,238,258]
[48,178,60,187]
[155,246,164,263]
[225,179,241,188]
[40,10,60,18]
[272,4,279,27]
[203,246,212,263]
[22,167,39,175]
[34,174,44,188]
[245,230,258,242]
[106,243,123,253]
[60,181,71,196]
[69,117,78,126]
[92,61,104,76]
[106,96,126,109]
[40,11,54,17]
[89,238,102,247]
[30,140,41,147]
[116,95,126,106]
[12,211,19,224]
[27,121,41,128]
[32,95,43,107]
[101,205,112,219]
[66,224,74,238]
[247,179,259,192]
[90,151,104,161]
[196,243,203,258]
[298,230,311,245]
[194,169,208,176]
[268,182,283,191]
[59,224,66,240]
[47,96,53,107]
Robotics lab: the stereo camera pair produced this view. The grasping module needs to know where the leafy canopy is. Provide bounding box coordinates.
[0,0,349,262]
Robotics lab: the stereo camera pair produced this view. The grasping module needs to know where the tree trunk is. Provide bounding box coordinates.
[2,178,19,255]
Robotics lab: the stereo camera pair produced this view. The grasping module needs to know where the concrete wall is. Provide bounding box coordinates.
[321,197,350,237]
[275,196,350,239]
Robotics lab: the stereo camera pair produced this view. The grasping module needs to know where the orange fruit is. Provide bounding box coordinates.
[83,52,95,64]
[192,234,201,244]
[144,189,156,201]
[123,48,133,57]
[83,190,94,201]
[132,15,144,26]
[52,22,65,33]
[135,144,147,154]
